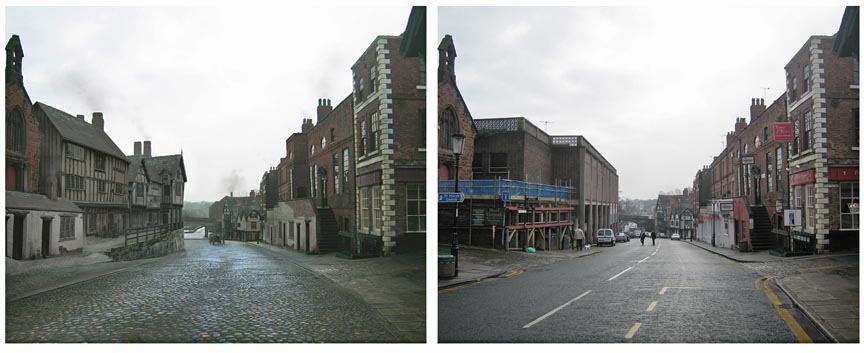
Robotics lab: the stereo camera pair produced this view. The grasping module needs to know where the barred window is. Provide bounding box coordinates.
[60,216,75,241]
[370,66,377,93]
[342,148,350,191]
[406,183,426,232]
[370,112,380,152]
[333,154,340,195]
[95,154,106,171]
[803,110,813,151]
[372,185,382,233]
[803,64,810,93]
[360,187,370,231]
[360,121,367,156]
[806,184,815,230]
[66,144,85,161]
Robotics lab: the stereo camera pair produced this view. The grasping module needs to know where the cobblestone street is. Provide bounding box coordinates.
[6,240,398,343]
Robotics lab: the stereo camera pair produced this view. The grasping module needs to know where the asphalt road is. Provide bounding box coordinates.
[6,239,397,343]
[439,238,822,343]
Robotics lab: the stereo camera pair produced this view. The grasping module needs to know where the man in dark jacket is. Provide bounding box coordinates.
[651,231,657,246]
[640,232,646,246]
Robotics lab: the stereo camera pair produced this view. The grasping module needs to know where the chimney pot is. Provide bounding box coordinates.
[134,141,142,156]
[143,140,152,157]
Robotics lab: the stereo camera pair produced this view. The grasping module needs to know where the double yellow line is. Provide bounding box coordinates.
[756,276,813,343]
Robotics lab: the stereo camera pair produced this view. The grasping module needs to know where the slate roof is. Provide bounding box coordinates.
[35,102,129,162]
[6,191,83,213]
[145,154,187,182]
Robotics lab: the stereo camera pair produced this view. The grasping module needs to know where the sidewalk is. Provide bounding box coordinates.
[437,244,601,289]
[686,238,859,342]
[248,242,426,343]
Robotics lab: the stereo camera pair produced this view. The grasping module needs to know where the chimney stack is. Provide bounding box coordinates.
[301,118,314,133]
[749,98,766,123]
[316,98,332,122]
[250,189,256,198]
[134,141,142,156]
[76,114,85,120]
[230,191,233,198]
[92,112,104,130]
[143,140,151,157]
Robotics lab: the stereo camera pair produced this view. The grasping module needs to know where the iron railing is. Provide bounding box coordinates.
[439,179,576,201]
[125,222,183,246]
[771,228,816,256]
[339,231,383,259]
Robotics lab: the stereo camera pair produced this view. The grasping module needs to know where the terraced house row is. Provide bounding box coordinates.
[693,9,859,254]
[222,7,427,257]
[6,35,186,261]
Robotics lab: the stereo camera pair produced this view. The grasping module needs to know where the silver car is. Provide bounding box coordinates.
[597,229,615,246]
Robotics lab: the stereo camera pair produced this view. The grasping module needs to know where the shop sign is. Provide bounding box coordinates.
[830,167,859,181]
[773,122,794,142]
[790,170,816,186]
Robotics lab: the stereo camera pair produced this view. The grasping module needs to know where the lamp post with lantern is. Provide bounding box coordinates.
[450,132,465,276]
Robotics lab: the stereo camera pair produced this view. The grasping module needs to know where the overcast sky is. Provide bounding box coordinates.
[6,5,412,202]
[439,6,849,200]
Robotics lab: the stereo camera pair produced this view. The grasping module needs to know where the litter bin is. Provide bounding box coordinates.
[438,255,455,279]
[738,240,749,252]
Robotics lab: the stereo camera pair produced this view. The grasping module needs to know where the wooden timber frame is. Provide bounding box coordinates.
[503,205,575,251]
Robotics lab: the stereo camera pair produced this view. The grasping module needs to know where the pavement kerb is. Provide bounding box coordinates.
[437,249,602,290]
[683,240,764,263]
[774,277,839,343]
[438,270,510,290]
[6,256,168,303]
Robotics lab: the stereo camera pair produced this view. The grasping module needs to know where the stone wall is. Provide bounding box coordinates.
[106,229,185,261]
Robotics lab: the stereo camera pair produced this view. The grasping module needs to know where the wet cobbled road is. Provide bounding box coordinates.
[6,240,397,343]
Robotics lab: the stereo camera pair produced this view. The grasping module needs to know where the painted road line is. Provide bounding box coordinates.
[759,276,813,343]
[624,322,641,339]
[607,266,634,281]
[646,301,658,312]
[659,286,701,295]
[637,256,650,263]
[522,290,592,329]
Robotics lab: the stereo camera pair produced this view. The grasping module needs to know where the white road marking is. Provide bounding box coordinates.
[607,266,634,281]
[522,290,592,329]
[637,256,650,263]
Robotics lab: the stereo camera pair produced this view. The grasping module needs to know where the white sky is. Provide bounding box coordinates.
[439,5,850,200]
[5,5,412,201]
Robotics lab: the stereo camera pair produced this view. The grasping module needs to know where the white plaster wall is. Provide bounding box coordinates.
[5,211,83,260]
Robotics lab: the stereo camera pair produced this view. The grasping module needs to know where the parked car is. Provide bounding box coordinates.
[615,233,629,243]
[597,228,616,246]
[670,233,681,241]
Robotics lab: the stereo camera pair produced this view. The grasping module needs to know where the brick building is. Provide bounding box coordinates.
[5,34,40,193]
[351,33,426,255]
[696,24,858,253]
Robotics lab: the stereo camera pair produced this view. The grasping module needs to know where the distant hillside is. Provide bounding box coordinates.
[183,201,213,218]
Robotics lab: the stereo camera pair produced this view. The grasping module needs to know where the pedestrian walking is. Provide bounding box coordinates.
[651,231,656,246]
[575,226,586,252]
[640,231,646,246]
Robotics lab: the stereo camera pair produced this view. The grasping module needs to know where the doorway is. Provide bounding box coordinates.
[305,221,311,253]
[12,213,25,260]
[41,217,52,258]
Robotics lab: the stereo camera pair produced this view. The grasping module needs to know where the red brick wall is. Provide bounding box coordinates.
[5,80,40,193]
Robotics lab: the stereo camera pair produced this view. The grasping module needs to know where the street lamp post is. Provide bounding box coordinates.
[712,201,716,247]
[451,132,466,277]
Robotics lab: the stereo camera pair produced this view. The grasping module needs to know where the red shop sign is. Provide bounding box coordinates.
[773,122,794,142]
[790,170,816,186]
[830,167,859,181]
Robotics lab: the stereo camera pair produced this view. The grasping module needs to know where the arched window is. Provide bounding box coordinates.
[310,144,315,156]
[6,108,25,153]
[439,108,458,149]
[754,136,760,148]
[321,136,326,150]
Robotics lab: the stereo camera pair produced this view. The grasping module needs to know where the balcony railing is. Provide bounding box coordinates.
[439,179,576,201]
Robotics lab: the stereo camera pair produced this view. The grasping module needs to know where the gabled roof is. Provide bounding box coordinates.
[145,154,187,182]
[126,155,148,181]
[35,102,129,162]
